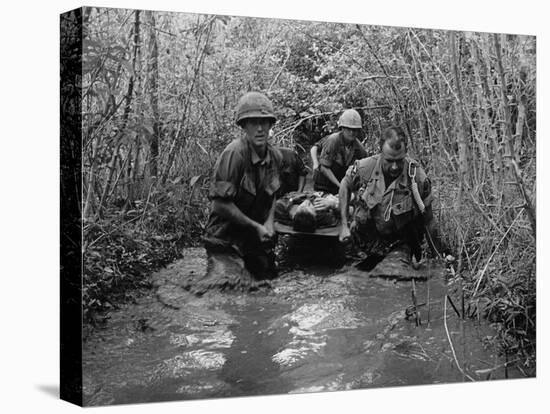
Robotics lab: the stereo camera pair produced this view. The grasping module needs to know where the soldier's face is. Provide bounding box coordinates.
[242,118,273,151]
[381,141,406,179]
[342,127,357,143]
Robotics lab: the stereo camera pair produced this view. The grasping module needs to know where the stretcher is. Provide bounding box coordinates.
[274,221,341,237]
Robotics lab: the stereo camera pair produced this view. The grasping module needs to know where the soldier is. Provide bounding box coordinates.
[203,91,282,280]
[338,126,445,264]
[314,109,368,194]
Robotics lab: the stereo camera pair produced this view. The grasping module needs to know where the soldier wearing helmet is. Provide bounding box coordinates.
[204,92,282,281]
[338,126,446,266]
[313,109,368,195]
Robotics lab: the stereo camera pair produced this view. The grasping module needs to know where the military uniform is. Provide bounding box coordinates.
[204,137,282,277]
[342,154,434,260]
[277,147,307,196]
[312,135,328,152]
[314,131,368,194]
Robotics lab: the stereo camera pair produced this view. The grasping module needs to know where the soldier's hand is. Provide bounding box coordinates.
[313,195,338,211]
[264,221,275,238]
[256,224,273,243]
[313,198,329,211]
[312,161,320,171]
[339,225,351,243]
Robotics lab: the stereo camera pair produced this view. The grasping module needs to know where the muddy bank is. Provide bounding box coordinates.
[82,247,527,406]
[151,247,274,300]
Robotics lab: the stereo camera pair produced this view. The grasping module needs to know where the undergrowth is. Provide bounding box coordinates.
[435,170,536,376]
[83,188,209,324]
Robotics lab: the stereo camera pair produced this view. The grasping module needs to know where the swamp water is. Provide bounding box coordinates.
[82,247,520,406]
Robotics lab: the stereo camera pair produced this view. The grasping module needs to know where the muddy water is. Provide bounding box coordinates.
[83,251,519,406]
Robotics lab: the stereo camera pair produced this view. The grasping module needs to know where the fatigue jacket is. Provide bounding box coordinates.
[277,147,307,196]
[314,131,368,194]
[204,138,282,252]
[343,154,433,239]
[312,136,328,151]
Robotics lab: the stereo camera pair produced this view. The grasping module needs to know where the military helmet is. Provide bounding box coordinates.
[235,92,276,126]
[337,109,362,129]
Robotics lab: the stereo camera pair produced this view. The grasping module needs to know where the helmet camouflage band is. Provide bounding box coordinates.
[337,109,362,129]
[235,92,276,126]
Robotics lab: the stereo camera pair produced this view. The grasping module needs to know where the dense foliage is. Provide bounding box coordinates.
[79,7,536,370]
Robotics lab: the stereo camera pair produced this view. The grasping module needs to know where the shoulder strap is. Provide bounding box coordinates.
[357,155,379,184]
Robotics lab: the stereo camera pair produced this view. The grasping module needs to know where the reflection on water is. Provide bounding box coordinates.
[83,257,523,406]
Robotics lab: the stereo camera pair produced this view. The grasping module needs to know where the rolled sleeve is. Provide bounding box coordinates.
[210,181,237,199]
[209,147,244,200]
[313,136,327,151]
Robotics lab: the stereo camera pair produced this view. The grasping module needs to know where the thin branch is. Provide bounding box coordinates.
[268,42,291,93]
[274,105,392,141]
[472,208,524,297]
[466,192,506,238]
[510,159,536,234]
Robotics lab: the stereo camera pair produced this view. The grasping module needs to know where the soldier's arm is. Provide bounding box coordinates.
[263,197,277,238]
[310,145,320,171]
[338,182,351,242]
[319,138,342,188]
[210,148,271,241]
[298,176,306,192]
[295,151,307,192]
[320,165,341,189]
[338,165,358,242]
[212,199,265,234]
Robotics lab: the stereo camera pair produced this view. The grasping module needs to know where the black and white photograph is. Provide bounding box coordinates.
[8,1,550,412]
[58,4,539,407]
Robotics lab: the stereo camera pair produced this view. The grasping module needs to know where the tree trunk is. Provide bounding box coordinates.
[83,136,99,219]
[494,34,536,234]
[493,34,516,162]
[449,31,470,196]
[147,11,160,178]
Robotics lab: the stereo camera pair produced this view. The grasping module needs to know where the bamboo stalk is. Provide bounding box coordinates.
[444,295,475,381]
[426,279,431,326]
[446,294,461,319]
[411,279,420,327]
[510,159,536,234]
[449,31,471,189]
[493,34,516,162]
